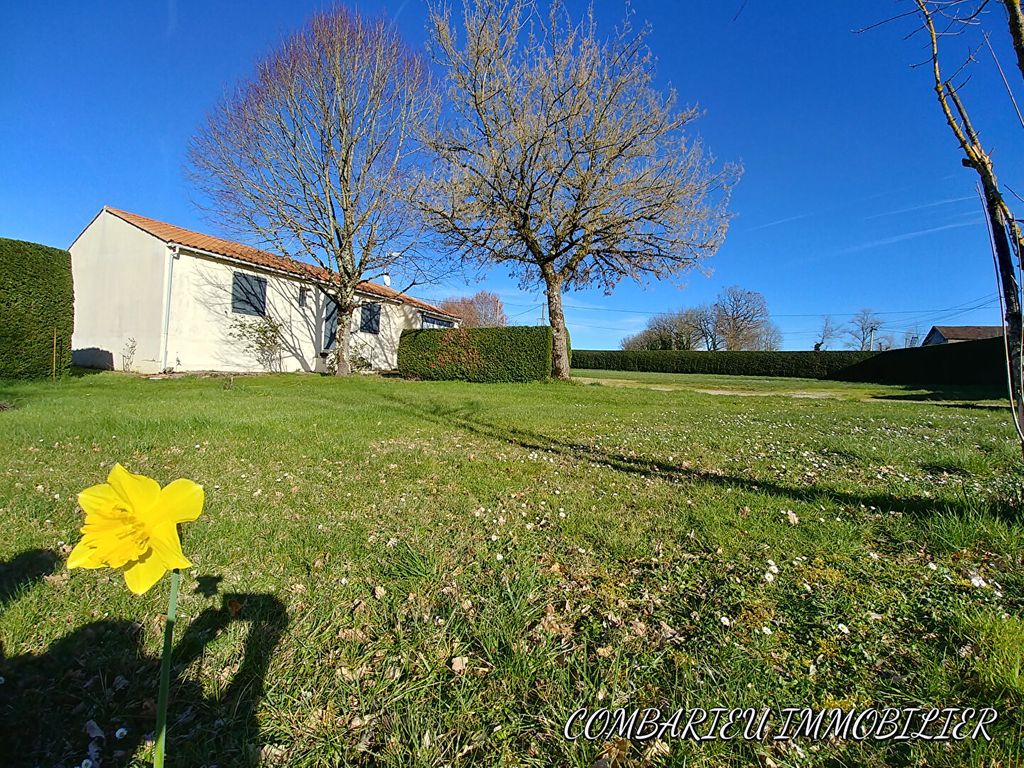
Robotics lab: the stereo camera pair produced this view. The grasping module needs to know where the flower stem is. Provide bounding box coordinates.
[154,569,180,768]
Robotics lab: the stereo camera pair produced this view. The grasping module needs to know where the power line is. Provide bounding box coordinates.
[499,292,997,320]
[507,303,543,319]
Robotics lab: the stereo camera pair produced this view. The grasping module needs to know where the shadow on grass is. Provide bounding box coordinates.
[0,560,287,768]
[868,383,1007,409]
[0,548,57,608]
[380,393,1017,522]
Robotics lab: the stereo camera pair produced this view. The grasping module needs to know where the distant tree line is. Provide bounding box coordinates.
[624,298,924,353]
[621,286,782,351]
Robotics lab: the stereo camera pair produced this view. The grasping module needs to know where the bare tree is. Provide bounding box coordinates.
[621,327,664,351]
[188,8,436,375]
[693,303,724,351]
[621,309,703,350]
[438,290,508,326]
[847,308,883,351]
[813,315,839,351]
[422,0,738,379]
[756,321,784,351]
[714,286,771,350]
[876,332,897,351]
[674,308,708,350]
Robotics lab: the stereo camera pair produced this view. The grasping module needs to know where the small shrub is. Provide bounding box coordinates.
[0,238,74,379]
[398,326,553,382]
[228,314,284,372]
[121,337,137,372]
[348,339,374,373]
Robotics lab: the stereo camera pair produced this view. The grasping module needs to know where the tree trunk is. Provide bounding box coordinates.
[334,304,354,376]
[543,271,571,380]
[1003,0,1024,82]
[981,184,1024,450]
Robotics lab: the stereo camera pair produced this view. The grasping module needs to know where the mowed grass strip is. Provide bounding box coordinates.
[0,371,1021,767]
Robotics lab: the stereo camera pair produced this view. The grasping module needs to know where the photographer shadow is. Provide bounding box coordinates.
[0,556,287,768]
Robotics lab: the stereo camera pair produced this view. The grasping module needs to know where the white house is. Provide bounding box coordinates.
[69,207,458,374]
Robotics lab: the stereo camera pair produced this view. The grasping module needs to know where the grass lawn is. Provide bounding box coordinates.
[0,370,1022,767]
[573,368,1009,404]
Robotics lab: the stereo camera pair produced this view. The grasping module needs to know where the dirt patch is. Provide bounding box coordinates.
[695,388,758,396]
[695,388,837,399]
[579,378,685,391]
[579,378,842,399]
[0,401,13,412]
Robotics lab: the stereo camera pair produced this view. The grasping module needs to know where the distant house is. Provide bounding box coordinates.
[921,325,1003,346]
[70,207,458,374]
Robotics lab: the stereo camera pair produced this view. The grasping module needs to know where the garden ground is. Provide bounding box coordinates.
[0,370,1022,767]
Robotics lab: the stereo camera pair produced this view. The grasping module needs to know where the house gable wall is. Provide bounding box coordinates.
[70,211,168,372]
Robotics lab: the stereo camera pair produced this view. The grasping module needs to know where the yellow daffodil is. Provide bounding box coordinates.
[67,464,204,594]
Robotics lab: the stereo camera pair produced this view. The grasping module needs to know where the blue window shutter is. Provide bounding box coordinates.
[324,299,338,349]
[231,273,267,316]
[360,303,381,334]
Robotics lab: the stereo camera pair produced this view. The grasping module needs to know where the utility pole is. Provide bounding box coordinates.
[869,327,875,351]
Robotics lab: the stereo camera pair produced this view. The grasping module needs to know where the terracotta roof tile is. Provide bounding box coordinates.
[104,207,456,318]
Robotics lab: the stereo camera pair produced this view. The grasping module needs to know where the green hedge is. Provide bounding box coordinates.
[571,349,877,379]
[399,326,553,382]
[828,336,1005,385]
[572,338,1007,386]
[0,238,74,379]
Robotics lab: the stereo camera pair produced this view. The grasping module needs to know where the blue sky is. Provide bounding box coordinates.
[3,0,1021,349]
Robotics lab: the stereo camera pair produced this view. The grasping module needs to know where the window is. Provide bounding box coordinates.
[359,303,381,334]
[422,314,454,329]
[231,272,267,316]
[298,287,310,308]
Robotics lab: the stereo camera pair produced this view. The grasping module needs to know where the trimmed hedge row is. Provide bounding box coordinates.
[571,337,1007,386]
[571,349,877,379]
[0,238,74,379]
[829,336,1006,386]
[398,326,553,382]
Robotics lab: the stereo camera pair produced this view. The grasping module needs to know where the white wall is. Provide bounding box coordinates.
[70,211,168,373]
[348,301,420,371]
[167,251,425,373]
[165,253,324,373]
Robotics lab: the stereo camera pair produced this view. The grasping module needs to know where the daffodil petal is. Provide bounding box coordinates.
[107,464,161,515]
[85,532,146,569]
[78,483,125,521]
[123,552,168,595]
[67,538,106,569]
[148,523,192,570]
[155,479,205,524]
